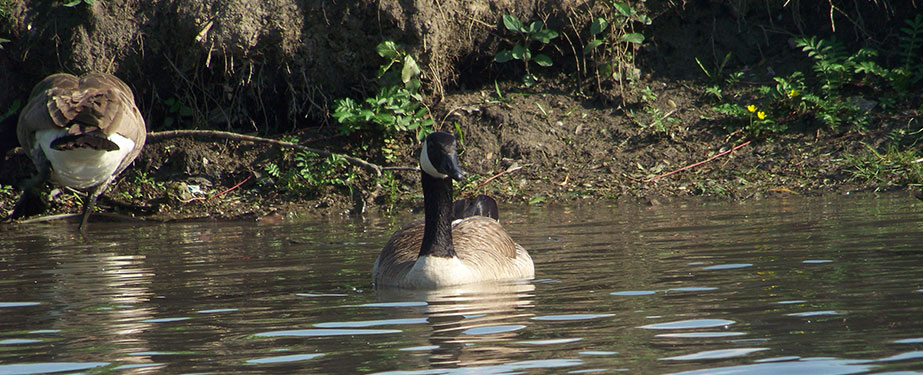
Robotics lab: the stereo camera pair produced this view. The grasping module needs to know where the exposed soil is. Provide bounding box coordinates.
[0,1,920,225]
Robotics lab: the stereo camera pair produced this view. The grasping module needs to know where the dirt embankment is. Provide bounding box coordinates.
[0,1,920,223]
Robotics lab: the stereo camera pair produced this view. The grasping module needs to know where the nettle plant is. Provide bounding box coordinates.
[494,14,560,86]
[332,41,434,143]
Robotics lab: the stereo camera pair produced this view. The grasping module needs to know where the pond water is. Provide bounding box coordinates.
[1,193,922,374]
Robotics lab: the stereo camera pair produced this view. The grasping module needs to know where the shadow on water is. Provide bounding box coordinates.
[1,192,922,374]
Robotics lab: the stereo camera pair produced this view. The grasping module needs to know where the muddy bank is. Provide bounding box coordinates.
[1,1,920,224]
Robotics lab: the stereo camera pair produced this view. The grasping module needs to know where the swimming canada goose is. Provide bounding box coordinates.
[13,72,146,232]
[373,132,534,288]
[453,194,499,222]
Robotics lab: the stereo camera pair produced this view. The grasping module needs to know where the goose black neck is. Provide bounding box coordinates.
[419,171,457,258]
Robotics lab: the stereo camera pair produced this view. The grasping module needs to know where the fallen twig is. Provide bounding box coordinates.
[209,175,252,200]
[468,165,523,195]
[147,129,393,176]
[646,140,751,182]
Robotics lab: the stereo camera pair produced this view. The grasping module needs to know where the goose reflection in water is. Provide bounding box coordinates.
[374,281,536,368]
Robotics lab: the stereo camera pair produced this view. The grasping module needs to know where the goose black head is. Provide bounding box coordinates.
[420,131,464,181]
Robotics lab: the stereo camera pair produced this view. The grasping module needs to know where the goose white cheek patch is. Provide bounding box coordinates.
[420,140,447,178]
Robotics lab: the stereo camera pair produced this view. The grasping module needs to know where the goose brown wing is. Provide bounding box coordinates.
[375,219,425,283]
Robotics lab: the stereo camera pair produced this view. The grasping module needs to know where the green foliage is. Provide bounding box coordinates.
[62,0,94,7]
[583,1,649,94]
[261,151,357,196]
[845,143,923,187]
[1,99,20,123]
[162,97,195,128]
[332,41,433,142]
[117,171,164,201]
[494,14,559,86]
[712,23,923,137]
[695,52,732,81]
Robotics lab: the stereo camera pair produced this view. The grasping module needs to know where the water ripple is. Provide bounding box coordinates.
[703,264,753,270]
[532,314,615,321]
[660,347,769,361]
[255,328,401,337]
[639,319,736,330]
[246,353,325,364]
[0,362,109,374]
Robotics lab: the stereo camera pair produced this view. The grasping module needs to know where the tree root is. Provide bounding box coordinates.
[147,129,403,176]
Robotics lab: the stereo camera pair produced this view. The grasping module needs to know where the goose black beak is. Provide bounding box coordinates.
[445,152,465,181]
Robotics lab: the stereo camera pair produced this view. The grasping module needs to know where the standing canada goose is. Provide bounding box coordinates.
[373,132,534,288]
[13,72,146,232]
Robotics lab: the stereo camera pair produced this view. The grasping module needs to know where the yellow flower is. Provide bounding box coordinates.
[788,89,799,98]
[747,104,757,113]
[757,111,767,120]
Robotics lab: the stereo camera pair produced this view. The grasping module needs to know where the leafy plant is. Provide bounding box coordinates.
[712,25,923,137]
[261,151,358,196]
[845,143,923,187]
[63,0,94,7]
[163,97,195,128]
[632,86,679,137]
[332,41,433,142]
[1,99,20,123]
[695,52,732,81]
[583,1,650,96]
[494,14,559,86]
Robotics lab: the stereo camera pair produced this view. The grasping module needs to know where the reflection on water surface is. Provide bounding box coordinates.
[1,193,922,374]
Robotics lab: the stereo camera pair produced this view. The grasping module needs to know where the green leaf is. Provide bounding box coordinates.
[534,29,558,44]
[591,17,608,35]
[376,41,400,60]
[359,109,375,121]
[401,55,421,83]
[583,39,603,55]
[502,14,523,32]
[528,21,543,34]
[534,53,553,67]
[620,33,644,44]
[179,106,195,117]
[511,44,527,60]
[375,113,395,123]
[63,0,83,7]
[612,1,632,17]
[495,49,513,62]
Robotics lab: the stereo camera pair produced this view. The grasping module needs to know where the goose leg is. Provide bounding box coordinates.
[9,160,51,220]
[79,178,112,234]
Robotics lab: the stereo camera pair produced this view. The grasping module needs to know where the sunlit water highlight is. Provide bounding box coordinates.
[1,193,922,374]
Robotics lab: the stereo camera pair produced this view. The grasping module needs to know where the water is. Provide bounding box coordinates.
[1,193,922,374]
